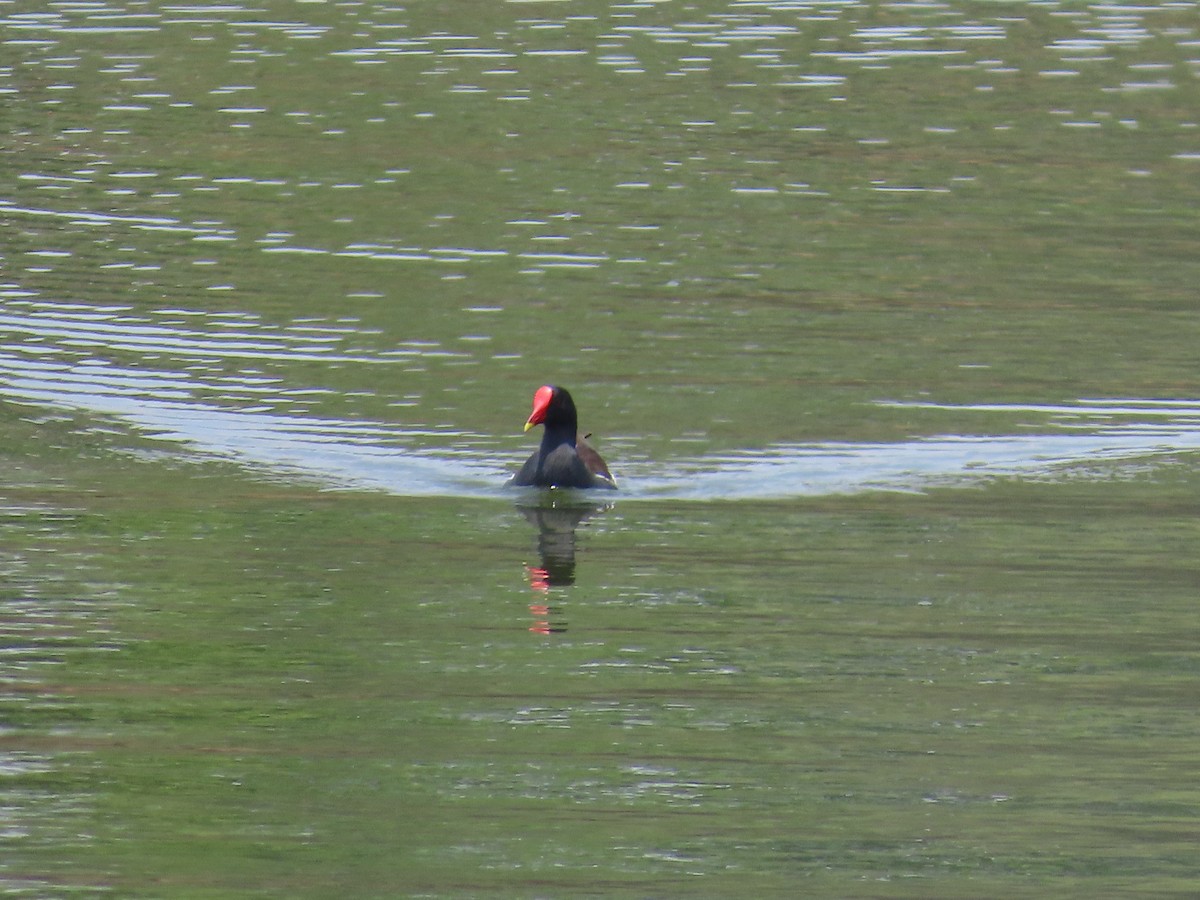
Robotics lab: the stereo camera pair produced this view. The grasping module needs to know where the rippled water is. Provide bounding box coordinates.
[5,304,1200,499]
[5,297,1200,498]
[4,0,1200,895]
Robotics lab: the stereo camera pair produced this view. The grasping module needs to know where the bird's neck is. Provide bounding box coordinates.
[540,421,577,452]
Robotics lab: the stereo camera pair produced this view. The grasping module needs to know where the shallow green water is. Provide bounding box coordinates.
[3,0,1200,896]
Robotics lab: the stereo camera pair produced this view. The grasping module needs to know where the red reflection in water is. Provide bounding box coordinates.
[528,603,566,634]
[518,501,613,634]
[526,568,567,633]
[526,565,550,592]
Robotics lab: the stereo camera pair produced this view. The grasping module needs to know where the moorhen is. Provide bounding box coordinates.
[510,385,617,489]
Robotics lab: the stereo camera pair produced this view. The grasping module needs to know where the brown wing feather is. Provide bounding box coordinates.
[576,432,615,486]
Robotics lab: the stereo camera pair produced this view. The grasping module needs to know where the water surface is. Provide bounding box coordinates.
[3,0,1200,895]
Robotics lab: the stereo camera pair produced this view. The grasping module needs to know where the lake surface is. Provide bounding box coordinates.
[2,0,1200,895]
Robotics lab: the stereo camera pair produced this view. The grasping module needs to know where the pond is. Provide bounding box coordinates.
[2,0,1199,895]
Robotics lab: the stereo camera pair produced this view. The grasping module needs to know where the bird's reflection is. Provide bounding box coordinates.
[516,495,613,634]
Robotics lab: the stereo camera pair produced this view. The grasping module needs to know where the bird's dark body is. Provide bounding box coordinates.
[510,386,617,490]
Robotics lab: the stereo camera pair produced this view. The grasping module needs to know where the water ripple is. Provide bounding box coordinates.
[3,308,1199,499]
[5,2,1200,500]
[635,417,1200,500]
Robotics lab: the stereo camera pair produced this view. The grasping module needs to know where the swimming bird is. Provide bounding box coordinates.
[510,385,617,489]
